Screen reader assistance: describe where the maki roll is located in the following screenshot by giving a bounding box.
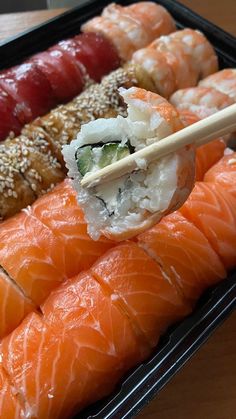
[63,87,195,241]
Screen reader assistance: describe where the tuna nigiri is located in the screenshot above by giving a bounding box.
[180,182,236,270]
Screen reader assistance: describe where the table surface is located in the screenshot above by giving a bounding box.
[0,2,235,419]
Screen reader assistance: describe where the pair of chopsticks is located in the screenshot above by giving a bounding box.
[81,103,236,188]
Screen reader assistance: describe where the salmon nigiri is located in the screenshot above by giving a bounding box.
[0,267,35,338]
[179,110,226,181]
[0,179,114,306]
[0,272,150,419]
[136,212,226,303]
[91,241,190,347]
[0,364,25,418]
[180,182,236,270]
[204,151,236,198]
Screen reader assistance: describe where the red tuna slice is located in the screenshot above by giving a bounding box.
[0,88,21,140]
[31,47,84,103]
[72,32,120,82]
[0,63,55,124]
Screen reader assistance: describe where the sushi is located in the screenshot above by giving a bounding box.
[131,29,218,98]
[0,240,190,418]
[0,65,149,221]
[0,32,120,142]
[179,110,226,180]
[63,86,195,241]
[170,86,234,119]
[82,2,176,61]
[180,181,236,270]
[204,151,236,198]
[136,211,226,303]
[0,179,114,308]
[199,68,236,101]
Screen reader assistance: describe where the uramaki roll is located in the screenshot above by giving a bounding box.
[0,65,151,221]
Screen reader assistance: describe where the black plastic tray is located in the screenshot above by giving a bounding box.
[0,1,236,418]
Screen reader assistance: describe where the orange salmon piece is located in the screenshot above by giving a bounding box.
[195,139,226,181]
[31,179,115,276]
[91,241,190,348]
[1,273,149,419]
[179,109,226,180]
[0,209,67,305]
[204,152,236,198]
[0,268,35,338]
[0,364,25,418]
[137,212,226,303]
[180,182,236,269]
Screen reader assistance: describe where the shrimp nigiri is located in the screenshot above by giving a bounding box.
[132,29,218,98]
[63,87,195,241]
[170,86,234,118]
[82,2,176,61]
[199,69,236,101]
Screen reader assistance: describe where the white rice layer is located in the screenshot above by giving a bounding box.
[63,87,193,240]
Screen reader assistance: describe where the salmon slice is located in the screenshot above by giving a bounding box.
[0,267,35,338]
[0,364,25,418]
[31,179,115,276]
[195,139,226,181]
[204,152,236,199]
[1,272,149,419]
[91,241,190,348]
[0,180,114,306]
[0,209,67,305]
[179,109,226,180]
[137,212,226,302]
[180,182,236,270]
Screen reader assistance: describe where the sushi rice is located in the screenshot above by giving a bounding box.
[63,87,195,241]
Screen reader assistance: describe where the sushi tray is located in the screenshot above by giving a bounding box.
[0,1,236,419]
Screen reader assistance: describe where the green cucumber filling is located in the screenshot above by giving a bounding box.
[76,142,131,177]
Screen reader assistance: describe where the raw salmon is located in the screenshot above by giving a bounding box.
[204,151,236,198]
[0,267,35,338]
[136,212,226,302]
[179,109,226,180]
[0,363,25,418]
[91,241,190,347]
[180,182,236,270]
[0,272,149,419]
[0,179,114,306]
[31,179,114,276]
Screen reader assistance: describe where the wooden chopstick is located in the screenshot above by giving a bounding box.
[81,103,236,188]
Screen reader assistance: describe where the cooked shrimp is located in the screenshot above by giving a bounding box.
[170,86,234,115]
[131,47,177,98]
[150,36,199,90]
[82,2,176,61]
[81,17,135,62]
[123,2,176,40]
[169,28,218,78]
[199,69,236,101]
[63,87,195,241]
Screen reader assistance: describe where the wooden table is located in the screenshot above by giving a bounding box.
[0,2,235,419]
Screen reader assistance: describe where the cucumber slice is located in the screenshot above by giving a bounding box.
[99,143,130,168]
[76,146,93,176]
[76,142,130,177]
